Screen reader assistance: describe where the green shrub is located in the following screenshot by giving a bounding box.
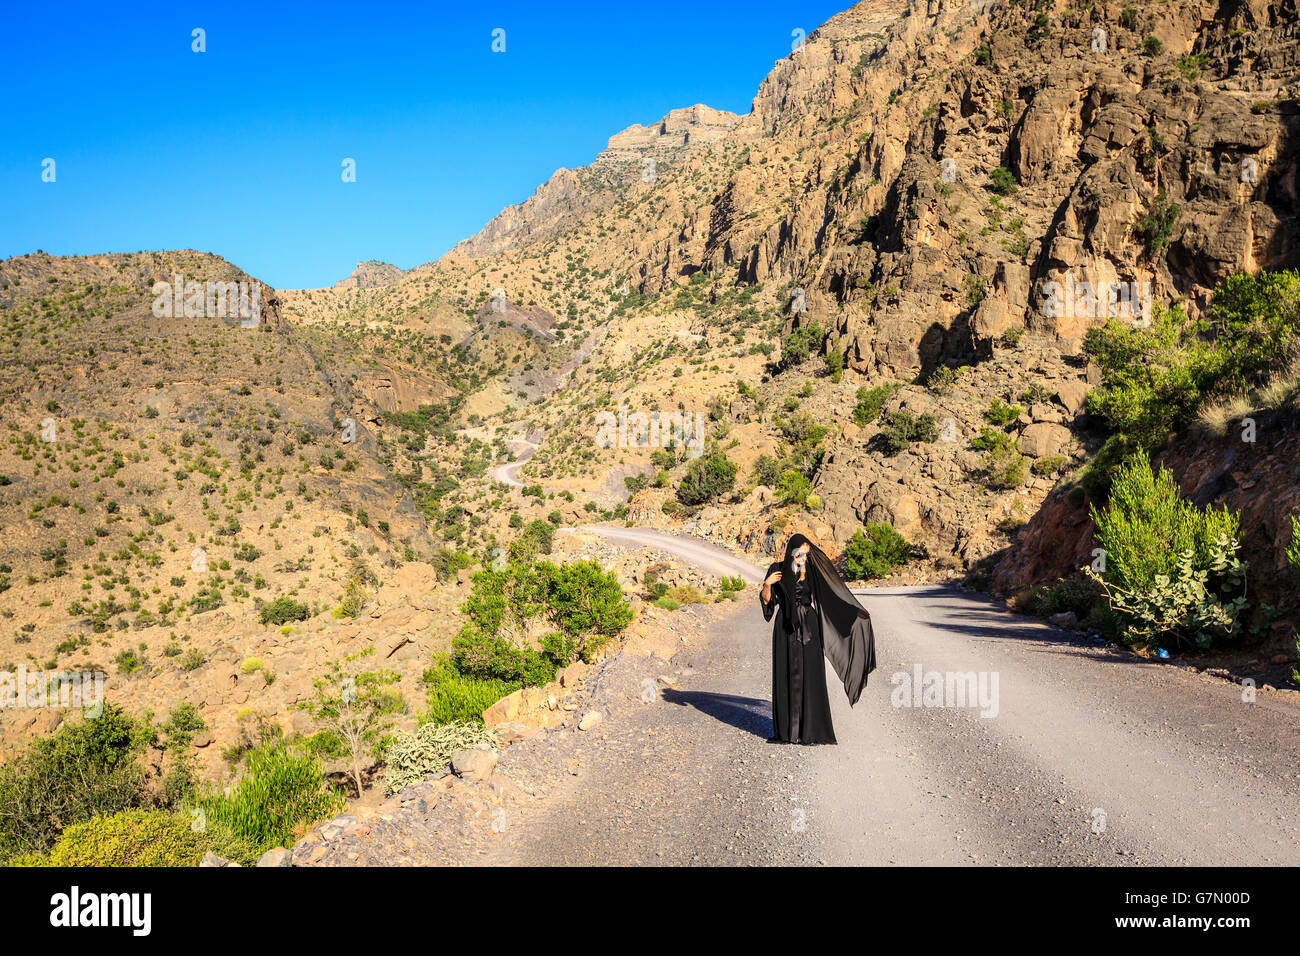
[383,721,500,795]
[844,523,912,580]
[984,399,1023,427]
[1132,189,1179,255]
[454,559,631,687]
[925,364,965,394]
[0,704,153,861]
[199,741,344,857]
[779,320,823,370]
[507,518,554,562]
[1082,271,1300,497]
[983,439,1028,489]
[259,596,309,626]
[969,428,1026,488]
[1176,52,1210,80]
[543,560,634,652]
[853,383,900,425]
[1046,573,1106,619]
[677,452,737,505]
[777,470,812,505]
[664,585,706,605]
[1032,455,1066,477]
[1086,449,1245,648]
[653,596,682,611]
[39,809,205,867]
[988,166,1019,195]
[879,411,938,455]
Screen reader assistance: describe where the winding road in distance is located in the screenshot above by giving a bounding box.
[491,437,540,489]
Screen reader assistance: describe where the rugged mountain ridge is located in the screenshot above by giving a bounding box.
[450,104,742,259]
[272,0,1300,604]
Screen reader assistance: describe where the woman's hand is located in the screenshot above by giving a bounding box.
[761,570,780,605]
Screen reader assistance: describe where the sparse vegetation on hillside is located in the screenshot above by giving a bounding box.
[1081,271,1300,499]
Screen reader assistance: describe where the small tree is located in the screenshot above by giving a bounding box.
[299,650,402,797]
[677,452,737,505]
[988,166,1019,195]
[844,524,913,580]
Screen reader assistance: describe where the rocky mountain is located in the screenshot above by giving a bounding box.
[5,0,1298,788]
[373,0,1297,585]
[334,260,406,290]
[450,104,741,258]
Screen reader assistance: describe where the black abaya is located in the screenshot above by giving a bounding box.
[764,572,837,744]
[761,534,878,745]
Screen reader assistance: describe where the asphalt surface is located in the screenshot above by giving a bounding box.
[478,528,1300,865]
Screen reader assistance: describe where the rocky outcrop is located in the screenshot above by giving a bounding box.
[450,105,741,259]
[333,260,404,289]
[627,0,1299,377]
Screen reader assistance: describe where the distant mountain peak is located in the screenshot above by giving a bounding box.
[333,260,405,289]
[448,104,741,260]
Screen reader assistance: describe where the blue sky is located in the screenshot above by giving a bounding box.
[0,0,849,289]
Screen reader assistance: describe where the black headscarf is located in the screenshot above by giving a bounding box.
[768,533,878,706]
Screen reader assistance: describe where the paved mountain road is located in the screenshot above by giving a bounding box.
[479,528,1300,866]
[491,437,539,489]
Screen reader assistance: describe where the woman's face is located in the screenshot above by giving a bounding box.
[791,543,810,573]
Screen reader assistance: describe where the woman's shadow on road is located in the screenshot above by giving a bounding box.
[660,689,771,738]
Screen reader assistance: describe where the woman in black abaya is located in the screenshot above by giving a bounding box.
[760,533,877,744]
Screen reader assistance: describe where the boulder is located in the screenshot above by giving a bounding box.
[1053,380,1090,415]
[450,746,498,781]
[1019,422,1071,458]
[495,721,540,744]
[482,688,523,727]
[256,848,293,867]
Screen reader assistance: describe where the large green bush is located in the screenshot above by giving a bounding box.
[853,383,900,425]
[0,703,153,861]
[844,523,913,580]
[451,559,632,691]
[259,596,310,626]
[36,809,206,867]
[879,411,938,456]
[676,452,737,505]
[1086,449,1245,648]
[776,470,812,505]
[778,320,823,370]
